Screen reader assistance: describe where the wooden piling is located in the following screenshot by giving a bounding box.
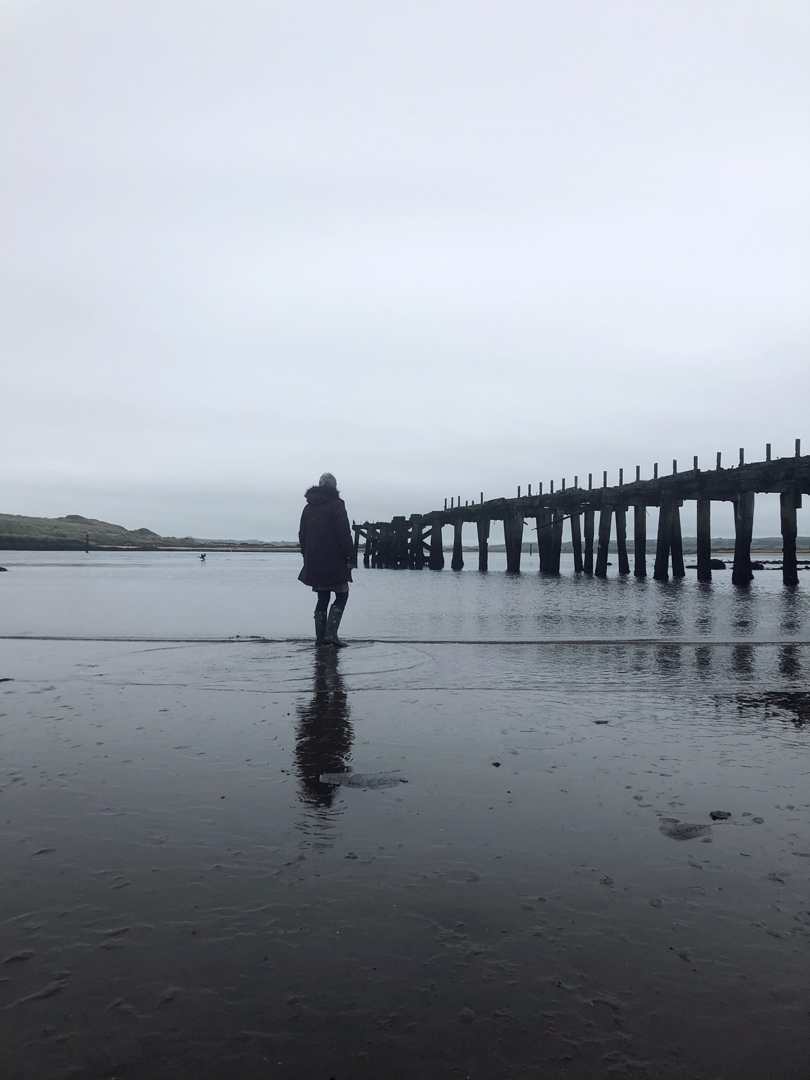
[451,519,464,571]
[653,501,673,581]
[362,524,371,568]
[536,507,552,572]
[549,510,563,574]
[732,491,755,584]
[583,509,595,575]
[428,522,444,570]
[670,503,685,578]
[696,500,711,581]
[477,517,490,572]
[595,505,613,578]
[504,513,524,572]
[615,506,630,575]
[570,512,583,573]
[409,515,425,569]
[780,488,799,585]
[633,504,646,578]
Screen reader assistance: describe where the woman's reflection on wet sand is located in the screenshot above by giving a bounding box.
[294,650,354,820]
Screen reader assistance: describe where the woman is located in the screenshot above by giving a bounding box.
[298,472,356,647]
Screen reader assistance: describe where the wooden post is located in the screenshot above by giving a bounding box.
[633,504,646,578]
[696,500,712,581]
[504,512,524,572]
[428,522,444,570]
[477,517,490,572]
[653,501,672,581]
[615,506,630,575]
[392,517,408,568]
[536,508,550,572]
[583,509,595,575]
[362,524,370,567]
[368,525,376,567]
[671,503,685,578]
[781,488,799,585]
[732,491,755,585]
[353,525,362,566]
[410,515,425,569]
[595,505,612,578]
[549,510,563,574]
[570,512,583,573]
[451,519,464,571]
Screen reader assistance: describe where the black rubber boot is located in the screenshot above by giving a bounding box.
[314,611,327,646]
[325,604,347,647]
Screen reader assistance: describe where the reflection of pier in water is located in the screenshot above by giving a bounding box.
[354,443,809,586]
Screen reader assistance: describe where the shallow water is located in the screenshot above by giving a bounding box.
[1,550,808,642]
[1,556,809,1078]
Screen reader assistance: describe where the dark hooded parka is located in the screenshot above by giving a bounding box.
[298,486,355,588]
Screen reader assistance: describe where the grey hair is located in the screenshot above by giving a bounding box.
[318,472,338,489]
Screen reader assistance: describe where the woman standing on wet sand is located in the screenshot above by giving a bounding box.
[298,473,356,647]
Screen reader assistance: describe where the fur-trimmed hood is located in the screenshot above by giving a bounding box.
[304,485,341,505]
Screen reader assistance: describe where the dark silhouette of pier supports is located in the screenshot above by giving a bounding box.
[536,508,552,572]
[633,504,646,577]
[654,500,674,581]
[504,512,524,572]
[477,517,490,571]
[361,444,807,588]
[595,505,612,577]
[583,509,595,575]
[696,500,712,582]
[615,506,630,575]
[653,499,686,581]
[451,520,464,571]
[549,510,563,574]
[732,492,755,585]
[428,522,444,570]
[409,515,426,569]
[570,512,583,573]
[671,504,685,578]
[781,488,799,585]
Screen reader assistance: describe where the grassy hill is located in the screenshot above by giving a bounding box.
[0,514,297,551]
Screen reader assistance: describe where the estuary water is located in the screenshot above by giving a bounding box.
[1,549,808,642]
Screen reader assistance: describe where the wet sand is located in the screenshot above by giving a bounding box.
[1,637,809,1079]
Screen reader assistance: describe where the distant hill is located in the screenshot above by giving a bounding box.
[0,513,298,551]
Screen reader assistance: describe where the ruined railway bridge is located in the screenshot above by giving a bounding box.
[353,441,809,587]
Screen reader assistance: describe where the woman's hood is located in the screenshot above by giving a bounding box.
[305,485,341,505]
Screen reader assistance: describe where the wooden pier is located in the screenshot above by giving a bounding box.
[353,443,809,586]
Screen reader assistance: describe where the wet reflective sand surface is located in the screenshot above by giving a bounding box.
[1,558,809,1078]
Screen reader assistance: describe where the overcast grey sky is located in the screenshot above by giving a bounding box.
[2,0,808,540]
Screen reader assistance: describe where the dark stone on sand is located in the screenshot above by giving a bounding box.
[750,561,765,571]
[0,566,7,571]
[492,761,501,767]
[710,810,732,820]
[709,558,726,569]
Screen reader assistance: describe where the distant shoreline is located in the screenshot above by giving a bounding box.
[0,543,299,553]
